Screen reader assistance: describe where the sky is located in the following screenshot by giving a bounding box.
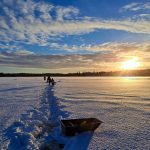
[0,0,150,73]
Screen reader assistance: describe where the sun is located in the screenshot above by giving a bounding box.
[121,57,140,70]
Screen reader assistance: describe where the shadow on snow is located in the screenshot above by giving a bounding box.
[3,85,93,150]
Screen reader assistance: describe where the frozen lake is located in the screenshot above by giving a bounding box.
[55,77,150,149]
[0,77,150,149]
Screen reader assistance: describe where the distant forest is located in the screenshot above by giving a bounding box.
[0,69,150,77]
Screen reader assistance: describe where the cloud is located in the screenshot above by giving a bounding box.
[0,50,95,69]
[0,0,80,45]
[0,42,150,71]
[0,50,34,58]
[56,6,79,21]
[86,42,150,54]
[14,50,34,55]
[131,13,150,21]
[120,2,150,12]
[0,0,150,49]
[49,42,150,53]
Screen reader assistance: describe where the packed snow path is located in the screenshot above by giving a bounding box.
[2,84,93,150]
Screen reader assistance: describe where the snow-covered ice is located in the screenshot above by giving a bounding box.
[0,77,46,149]
[0,77,150,149]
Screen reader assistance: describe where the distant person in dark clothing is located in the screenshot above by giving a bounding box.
[51,78,55,86]
[47,76,49,83]
[47,76,52,85]
[44,76,46,81]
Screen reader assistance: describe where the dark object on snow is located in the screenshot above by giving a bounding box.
[51,78,55,86]
[44,76,46,81]
[60,118,103,136]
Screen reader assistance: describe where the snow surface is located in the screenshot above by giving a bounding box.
[0,77,150,150]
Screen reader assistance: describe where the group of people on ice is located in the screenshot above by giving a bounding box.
[44,76,55,85]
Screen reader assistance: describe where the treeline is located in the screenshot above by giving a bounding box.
[0,69,150,77]
[67,69,150,76]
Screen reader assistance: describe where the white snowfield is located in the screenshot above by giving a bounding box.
[0,77,150,150]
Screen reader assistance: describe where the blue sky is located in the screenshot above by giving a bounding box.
[0,0,150,73]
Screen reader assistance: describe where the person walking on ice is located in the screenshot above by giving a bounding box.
[47,76,52,85]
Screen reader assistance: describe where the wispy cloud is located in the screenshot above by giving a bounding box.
[0,42,150,71]
[0,0,150,49]
[56,6,79,21]
[49,42,150,53]
[14,50,34,56]
[120,2,150,12]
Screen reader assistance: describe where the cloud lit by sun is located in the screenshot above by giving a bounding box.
[121,57,140,70]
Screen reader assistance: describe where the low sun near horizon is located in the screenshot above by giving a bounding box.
[121,57,140,70]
